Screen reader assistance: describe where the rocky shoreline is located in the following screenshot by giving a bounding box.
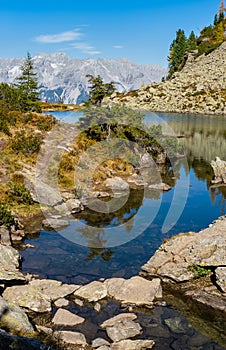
[0,215,226,349]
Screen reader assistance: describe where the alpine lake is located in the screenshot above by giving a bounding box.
[20,111,226,349]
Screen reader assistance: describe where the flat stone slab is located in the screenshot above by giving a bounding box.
[3,279,79,313]
[29,279,79,300]
[74,281,108,302]
[111,339,155,350]
[52,308,85,326]
[101,313,142,343]
[3,285,52,313]
[105,319,142,342]
[54,331,87,345]
[101,313,137,328]
[104,276,162,306]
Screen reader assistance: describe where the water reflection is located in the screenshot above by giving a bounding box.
[21,112,226,275]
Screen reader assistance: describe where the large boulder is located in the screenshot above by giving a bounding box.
[0,297,35,337]
[141,216,226,283]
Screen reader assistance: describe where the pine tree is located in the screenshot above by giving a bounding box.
[17,52,40,102]
[187,31,197,50]
[167,29,187,78]
[85,74,115,106]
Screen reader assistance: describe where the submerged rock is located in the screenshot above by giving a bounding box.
[101,313,142,342]
[52,308,85,326]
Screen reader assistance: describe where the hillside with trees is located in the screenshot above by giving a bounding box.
[167,11,226,78]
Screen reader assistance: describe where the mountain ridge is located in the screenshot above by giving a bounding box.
[0,53,167,104]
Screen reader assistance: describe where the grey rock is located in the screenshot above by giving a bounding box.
[54,298,69,307]
[74,281,108,302]
[92,338,111,348]
[29,279,80,300]
[0,296,8,316]
[36,325,53,335]
[2,279,78,313]
[52,308,85,326]
[215,267,226,293]
[104,276,162,307]
[0,226,11,245]
[101,313,137,328]
[211,157,226,184]
[105,177,129,191]
[101,313,142,343]
[0,244,25,283]
[65,198,84,213]
[54,330,87,345]
[3,284,52,313]
[141,216,226,283]
[0,300,35,336]
[111,339,155,350]
[164,317,187,334]
[105,319,142,342]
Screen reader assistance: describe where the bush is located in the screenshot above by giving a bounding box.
[0,203,14,227]
[12,130,42,156]
[8,183,34,205]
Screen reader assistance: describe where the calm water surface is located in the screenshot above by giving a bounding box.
[22,111,226,349]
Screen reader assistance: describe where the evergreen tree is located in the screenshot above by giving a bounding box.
[17,52,40,102]
[167,29,187,78]
[85,74,115,106]
[187,31,197,50]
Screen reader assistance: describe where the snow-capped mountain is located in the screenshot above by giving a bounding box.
[0,52,167,104]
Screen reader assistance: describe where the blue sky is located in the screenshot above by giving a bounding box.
[1,0,220,67]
